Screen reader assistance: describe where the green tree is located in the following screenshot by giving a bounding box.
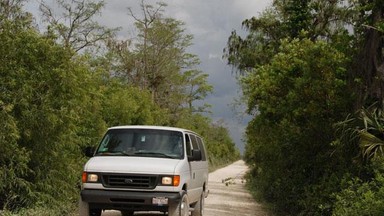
[224,0,352,73]
[0,0,33,28]
[240,38,350,214]
[349,0,384,108]
[223,0,384,214]
[0,7,104,211]
[109,0,212,123]
[40,0,117,53]
[182,70,213,113]
[101,79,168,127]
[0,0,38,210]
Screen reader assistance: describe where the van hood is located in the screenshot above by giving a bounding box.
[84,156,182,174]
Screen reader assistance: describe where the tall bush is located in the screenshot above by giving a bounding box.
[243,39,351,214]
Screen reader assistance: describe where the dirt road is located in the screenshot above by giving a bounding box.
[204,160,268,216]
[102,160,268,216]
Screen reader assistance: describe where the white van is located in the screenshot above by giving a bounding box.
[79,125,209,216]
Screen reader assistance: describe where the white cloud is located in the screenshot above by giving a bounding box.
[208,53,220,59]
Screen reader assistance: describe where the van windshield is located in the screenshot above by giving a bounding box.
[95,129,184,159]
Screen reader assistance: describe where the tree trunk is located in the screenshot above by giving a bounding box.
[354,2,384,108]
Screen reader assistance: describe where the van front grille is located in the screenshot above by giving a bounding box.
[102,174,158,189]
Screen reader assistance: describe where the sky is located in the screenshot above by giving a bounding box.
[25,0,271,153]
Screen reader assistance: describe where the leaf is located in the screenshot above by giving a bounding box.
[359,131,384,159]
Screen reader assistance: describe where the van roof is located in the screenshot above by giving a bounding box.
[108,125,199,136]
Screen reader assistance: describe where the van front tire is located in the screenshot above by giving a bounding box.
[168,192,189,216]
[121,210,134,216]
[90,208,102,216]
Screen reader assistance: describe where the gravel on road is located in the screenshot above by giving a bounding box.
[204,160,268,216]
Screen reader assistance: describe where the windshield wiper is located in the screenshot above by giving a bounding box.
[133,151,175,159]
[95,151,133,156]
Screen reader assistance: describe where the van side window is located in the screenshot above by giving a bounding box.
[196,136,207,161]
[190,134,205,161]
[185,134,192,156]
[189,134,199,150]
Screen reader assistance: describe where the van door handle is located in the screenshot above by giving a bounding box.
[193,173,195,179]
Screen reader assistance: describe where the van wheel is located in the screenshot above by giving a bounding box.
[89,208,101,216]
[121,210,134,216]
[191,192,204,216]
[168,192,189,216]
[79,199,101,216]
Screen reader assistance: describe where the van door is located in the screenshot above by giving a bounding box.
[192,135,208,192]
[187,133,207,203]
[184,133,198,203]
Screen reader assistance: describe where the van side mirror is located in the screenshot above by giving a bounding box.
[188,149,202,161]
[84,146,96,157]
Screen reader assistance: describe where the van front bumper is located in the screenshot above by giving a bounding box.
[81,189,182,211]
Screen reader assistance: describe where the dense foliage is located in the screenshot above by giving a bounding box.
[225,0,384,215]
[0,0,240,214]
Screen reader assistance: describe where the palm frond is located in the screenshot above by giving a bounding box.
[359,131,384,159]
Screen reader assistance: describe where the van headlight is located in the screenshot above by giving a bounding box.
[160,175,180,186]
[82,172,100,183]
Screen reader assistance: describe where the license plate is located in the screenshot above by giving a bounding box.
[152,197,168,206]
